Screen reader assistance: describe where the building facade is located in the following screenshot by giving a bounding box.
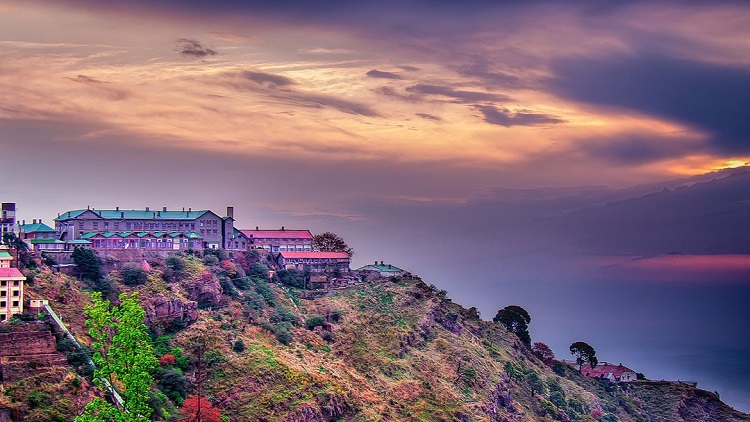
[277,251,350,273]
[0,245,25,322]
[241,227,313,252]
[18,220,62,252]
[356,261,406,279]
[55,206,237,250]
[581,363,637,383]
[1,203,16,235]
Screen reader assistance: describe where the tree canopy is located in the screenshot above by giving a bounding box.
[569,341,598,371]
[76,292,158,422]
[532,342,555,365]
[72,246,103,283]
[312,232,354,257]
[493,305,531,346]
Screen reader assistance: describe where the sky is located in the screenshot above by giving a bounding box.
[1,0,750,413]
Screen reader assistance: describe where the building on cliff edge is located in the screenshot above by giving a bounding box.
[0,244,25,322]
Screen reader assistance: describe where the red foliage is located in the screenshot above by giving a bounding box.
[180,395,221,422]
[233,253,249,272]
[220,259,237,277]
[159,354,176,366]
[532,342,555,365]
[591,408,603,420]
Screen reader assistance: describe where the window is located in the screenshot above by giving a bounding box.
[12,301,18,307]
[0,281,5,287]
[0,314,5,321]
[78,221,84,229]
[12,290,19,297]
[114,222,119,229]
[93,222,98,229]
[0,291,5,297]
[104,222,109,229]
[13,281,19,286]
[0,301,5,307]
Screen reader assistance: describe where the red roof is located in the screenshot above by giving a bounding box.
[240,229,313,240]
[581,363,635,379]
[279,251,349,259]
[0,267,25,279]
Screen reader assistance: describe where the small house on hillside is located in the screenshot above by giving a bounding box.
[356,261,406,280]
[581,362,637,383]
[276,251,350,273]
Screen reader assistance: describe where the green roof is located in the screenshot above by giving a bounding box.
[0,251,12,258]
[185,232,202,239]
[30,238,65,244]
[56,208,212,221]
[152,232,166,237]
[67,239,92,244]
[168,232,181,238]
[18,222,55,233]
[80,232,98,239]
[101,232,119,238]
[119,231,133,237]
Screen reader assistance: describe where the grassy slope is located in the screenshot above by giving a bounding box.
[12,257,750,422]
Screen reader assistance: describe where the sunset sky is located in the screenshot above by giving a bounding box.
[2,0,750,412]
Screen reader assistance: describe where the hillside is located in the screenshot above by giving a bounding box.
[3,253,749,421]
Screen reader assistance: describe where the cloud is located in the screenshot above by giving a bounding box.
[366,69,402,80]
[474,105,564,127]
[416,113,441,121]
[577,133,706,164]
[457,60,523,89]
[406,84,509,103]
[227,72,378,117]
[175,38,217,57]
[243,71,296,88]
[66,75,103,83]
[548,54,750,153]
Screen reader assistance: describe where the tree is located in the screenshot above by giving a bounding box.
[2,232,30,266]
[569,341,598,371]
[493,305,531,346]
[532,342,555,365]
[76,292,159,422]
[180,395,221,422]
[312,231,354,257]
[72,246,103,284]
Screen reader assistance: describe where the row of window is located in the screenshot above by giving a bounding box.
[0,280,21,287]
[0,300,20,308]
[0,290,21,297]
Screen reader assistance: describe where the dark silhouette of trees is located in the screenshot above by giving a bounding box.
[312,232,353,257]
[569,341,598,371]
[71,246,103,283]
[493,305,531,346]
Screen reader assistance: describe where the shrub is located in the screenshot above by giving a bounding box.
[120,263,148,286]
[233,340,245,353]
[305,315,327,330]
[203,254,219,266]
[276,326,293,345]
[156,368,188,403]
[159,354,176,366]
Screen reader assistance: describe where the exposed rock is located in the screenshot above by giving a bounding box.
[143,294,198,327]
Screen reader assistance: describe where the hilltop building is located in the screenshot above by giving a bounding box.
[1,203,16,235]
[276,251,350,273]
[581,362,637,383]
[18,220,64,252]
[55,206,238,250]
[0,245,25,322]
[241,227,313,252]
[356,261,406,279]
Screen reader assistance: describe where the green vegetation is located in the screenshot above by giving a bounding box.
[570,341,598,370]
[76,292,159,421]
[493,305,532,347]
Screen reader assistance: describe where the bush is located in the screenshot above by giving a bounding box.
[305,315,327,330]
[155,369,188,403]
[120,263,148,286]
[277,269,307,289]
[203,254,219,266]
[233,340,245,353]
[165,256,188,282]
[276,326,293,345]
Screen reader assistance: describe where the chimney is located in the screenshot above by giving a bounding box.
[116,206,119,211]
[281,226,285,230]
[256,226,259,230]
[182,207,185,212]
[22,220,25,225]
[40,219,42,224]
[33,219,37,224]
[163,206,167,212]
[188,207,191,212]
[226,206,234,219]
[381,260,384,265]
[157,211,161,217]
[87,205,90,210]
[374,261,377,265]
[145,207,150,211]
